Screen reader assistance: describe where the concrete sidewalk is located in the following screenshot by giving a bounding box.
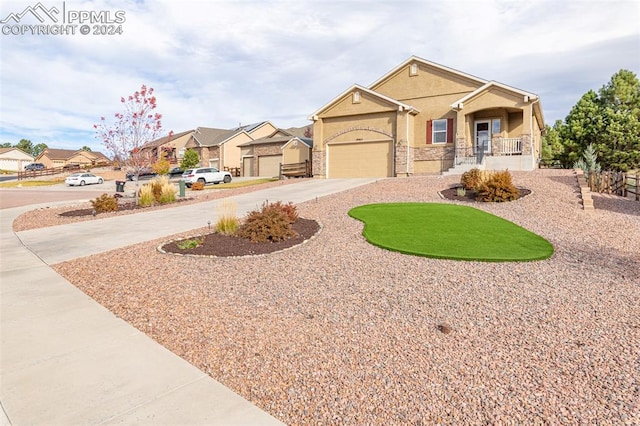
[1,178,376,425]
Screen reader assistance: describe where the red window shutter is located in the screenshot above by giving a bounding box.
[426,120,432,144]
[447,118,454,143]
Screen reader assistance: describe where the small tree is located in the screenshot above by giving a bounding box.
[574,143,601,179]
[94,84,172,203]
[152,152,171,175]
[180,148,199,169]
[32,143,48,157]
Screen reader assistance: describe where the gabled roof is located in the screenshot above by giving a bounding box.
[281,126,312,138]
[191,127,251,147]
[308,84,420,120]
[369,55,488,90]
[450,81,539,109]
[0,147,33,158]
[281,137,312,150]
[238,134,313,148]
[234,121,271,134]
[36,148,109,162]
[39,148,80,160]
[142,129,195,149]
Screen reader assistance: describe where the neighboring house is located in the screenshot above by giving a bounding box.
[35,149,110,169]
[184,121,278,170]
[0,148,34,171]
[139,130,195,164]
[238,127,313,177]
[308,56,545,178]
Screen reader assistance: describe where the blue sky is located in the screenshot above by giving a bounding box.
[0,0,639,154]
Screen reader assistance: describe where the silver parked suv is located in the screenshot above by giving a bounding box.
[181,167,232,187]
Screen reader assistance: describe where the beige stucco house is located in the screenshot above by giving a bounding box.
[35,149,110,169]
[239,127,313,177]
[139,130,195,164]
[0,148,34,171]
[309,56,545,178]
[184,121,277,171]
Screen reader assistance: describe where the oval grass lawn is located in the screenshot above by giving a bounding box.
[348,203,554,262]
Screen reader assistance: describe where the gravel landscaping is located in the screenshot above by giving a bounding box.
[40,169,640,424]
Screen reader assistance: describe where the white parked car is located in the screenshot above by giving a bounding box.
[182,167,232,187]
[65,173,104,186]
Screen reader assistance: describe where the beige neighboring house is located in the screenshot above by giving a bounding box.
[184,121,277,170]
[35,148,110,169]
[238,127,313,177]
[309,55,545,178]
[139,130,195,164]
[0,148,34,171]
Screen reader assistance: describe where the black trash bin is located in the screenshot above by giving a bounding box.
[115,180,126,192]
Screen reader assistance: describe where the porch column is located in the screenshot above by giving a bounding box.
[455,109,466,163]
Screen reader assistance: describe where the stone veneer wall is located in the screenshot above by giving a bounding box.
[312,150,325,178]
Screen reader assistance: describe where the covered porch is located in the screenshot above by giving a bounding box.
[448,82,544,172]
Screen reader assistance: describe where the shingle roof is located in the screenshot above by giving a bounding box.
[38,148,110,161]
[141,129,194,149]
[238,135,313,148]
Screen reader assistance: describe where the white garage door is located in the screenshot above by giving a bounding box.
[328,141,393,178]
[258,155,281,177]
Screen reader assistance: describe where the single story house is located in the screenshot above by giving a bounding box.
[139,130,195,164]
[0,148,34,171]
[184,121,278,171]
[238,127,313,177]
[308,56,545,178]
[35,149,110,169]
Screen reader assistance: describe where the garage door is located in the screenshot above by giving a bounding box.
[258,155,281,177]
[328,141,393,178]
[243,157,254,177]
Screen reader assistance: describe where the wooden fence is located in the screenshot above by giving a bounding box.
[280,160,311,179]
[588,171,639,201]
[17,163,110,180]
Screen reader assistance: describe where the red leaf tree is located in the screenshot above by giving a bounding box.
[94,85,172,199]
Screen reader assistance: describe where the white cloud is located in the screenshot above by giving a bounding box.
[0,0,638,151]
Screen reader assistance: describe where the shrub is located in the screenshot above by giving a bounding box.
[138,184,155,207]
[152,176,176,204]
[264,201,298,223]
[191,181,205,191]
[236,201,298,243]
[461,168,482,190]
[215,201,239,235]
[177,237,203,250]
[476,170,520,202]
[152,157,171,175]
[456,187,466,197]
[90,193,118,213]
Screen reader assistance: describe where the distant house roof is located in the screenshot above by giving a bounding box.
[238,133,313,148]
[141,129,195,149]
[234,121,270,133]
[37,148,110,162]
[40,148,79,160]
[191,126,251,147]
[0,147,34,159]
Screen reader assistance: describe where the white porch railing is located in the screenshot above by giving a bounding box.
[499,138,522,155]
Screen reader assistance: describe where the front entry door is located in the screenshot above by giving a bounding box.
[474,121,491,153]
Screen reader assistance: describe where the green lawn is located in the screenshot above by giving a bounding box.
[0,179,64,188]
[348,203,554,262]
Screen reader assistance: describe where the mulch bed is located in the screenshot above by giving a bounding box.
[58,197,194,217]
[160,218,321,257]
[440,186,531,202]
